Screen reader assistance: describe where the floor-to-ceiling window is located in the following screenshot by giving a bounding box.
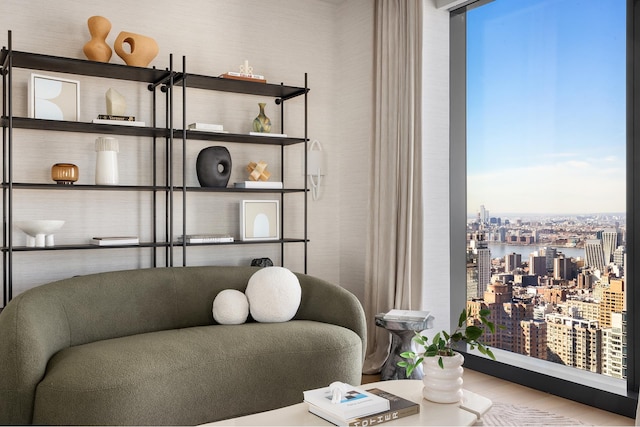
[450,0,638,416]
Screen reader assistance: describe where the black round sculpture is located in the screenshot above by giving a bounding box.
[196,146,232,187]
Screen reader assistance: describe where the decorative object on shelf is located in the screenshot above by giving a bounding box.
[105,88,126,116]
[95,136,119,185]
[114,31,158,67]
[399,308,498,404]
[234,181,282,189]
[28,73,80,121]
[90,236,139,246]
[14,220,65,247]
[83,16,112,62]
[220,59,267,83]
[51,163,79,185]
[196,146,232,188]
[246,160,271,181]
[252,102,272,133]
[250,257,273,267]
[240,200,280,241]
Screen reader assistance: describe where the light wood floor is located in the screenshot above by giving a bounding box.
[362,369,634,426]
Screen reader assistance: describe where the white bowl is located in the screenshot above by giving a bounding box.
[15,220,65,247]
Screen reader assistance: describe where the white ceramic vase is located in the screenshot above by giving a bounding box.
[421,352,464,403]
[95,136,119,185]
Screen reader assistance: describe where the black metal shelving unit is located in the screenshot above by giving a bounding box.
[173,58,309,271]
[0,31,174,303]
[1,31,310,304]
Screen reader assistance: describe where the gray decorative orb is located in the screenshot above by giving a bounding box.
[196,146,232,187]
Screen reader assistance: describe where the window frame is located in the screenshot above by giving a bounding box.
[448,0,639,417]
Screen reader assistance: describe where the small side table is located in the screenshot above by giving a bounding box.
[375,312,434,380]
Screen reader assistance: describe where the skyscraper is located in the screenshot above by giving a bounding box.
[505,252,521,273]
[602,228,618,264]
[585,239,606,272]
[469,232,491,296]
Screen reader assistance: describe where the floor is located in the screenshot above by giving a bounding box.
[362,369,634,426]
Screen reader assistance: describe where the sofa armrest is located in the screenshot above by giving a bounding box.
[0,290,71,425]
[293,273,367,361]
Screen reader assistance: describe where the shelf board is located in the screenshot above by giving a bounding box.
[2,117,170,137]
[175,238,309,247]
[177,73,308,100]
[6,183,168,191]
[4,242,170,252]
[176,186,306,193]
[1,49,171,84]
[177,129,306,146]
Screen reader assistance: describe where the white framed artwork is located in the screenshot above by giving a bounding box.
[240,200,280,241]
[28,73,80,121]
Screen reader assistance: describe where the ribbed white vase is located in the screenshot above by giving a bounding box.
[95,136,119,185]
[421,352,464,403]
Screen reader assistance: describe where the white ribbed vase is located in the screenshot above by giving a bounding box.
[421,352,464,403]
[95,137,119,185]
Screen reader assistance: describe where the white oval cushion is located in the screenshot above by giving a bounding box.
[245,267,301,322]
[212,289,249,325]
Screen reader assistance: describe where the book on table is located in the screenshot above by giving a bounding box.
[303,383,389,422]
[307,387,419,427]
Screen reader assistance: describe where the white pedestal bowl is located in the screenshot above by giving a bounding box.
[15,220,65,247]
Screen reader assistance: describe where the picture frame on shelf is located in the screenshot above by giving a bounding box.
[240,200,280,241]
[28,73,80,121]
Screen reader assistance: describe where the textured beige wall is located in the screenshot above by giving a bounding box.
[0,0,375,301]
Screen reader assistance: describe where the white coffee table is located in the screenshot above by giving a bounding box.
[205,380,491,426]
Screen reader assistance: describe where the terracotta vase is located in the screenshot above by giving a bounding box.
[421,352,464,403]
[252,102,272,133]
[83,16,112,62]
[114,31,159,67]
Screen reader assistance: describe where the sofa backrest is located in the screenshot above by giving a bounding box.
[0,265,366,425]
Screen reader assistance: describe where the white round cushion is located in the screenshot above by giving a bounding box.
[245,267,302,322]
[212,289,249,325]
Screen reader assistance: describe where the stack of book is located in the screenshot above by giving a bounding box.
[304,384,419,426]
[187,122,229,133]
[383,309,432,322]
[90,236,139,246]
[92,114,145,127]
[178,234,234,244]
[234,181,283,189]
[220,71,266,83]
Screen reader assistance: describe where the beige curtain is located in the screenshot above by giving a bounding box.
[362,0,424,374]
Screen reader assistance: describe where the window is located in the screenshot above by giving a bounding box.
[450,0,638,416]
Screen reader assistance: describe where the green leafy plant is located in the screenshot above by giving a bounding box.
[398,308,498,377]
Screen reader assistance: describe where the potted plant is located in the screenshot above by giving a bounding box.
[398,307,498,403]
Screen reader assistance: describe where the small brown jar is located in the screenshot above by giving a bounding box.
[51,163,79,185]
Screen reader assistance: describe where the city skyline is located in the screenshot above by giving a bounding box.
[466,0,626,215]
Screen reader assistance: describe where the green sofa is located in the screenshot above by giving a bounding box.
[0,266,366,425]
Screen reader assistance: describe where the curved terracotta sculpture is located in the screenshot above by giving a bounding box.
[83,16,112,62]
[114,31,159,67]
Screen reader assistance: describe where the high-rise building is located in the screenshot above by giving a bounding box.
[540,247,556,273]
[529,254,547,277]
[553,255,575,280]
[599,279,625,329]
[469,232,491,296]
[601,312,626,379]
[613,245,626,268]
[505,252,521,273]
[545,313,601,373]
[602,228,618,264]
[518,320,547,359]
[585,239,606,272]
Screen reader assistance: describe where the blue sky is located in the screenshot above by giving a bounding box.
[466,0,626,215]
